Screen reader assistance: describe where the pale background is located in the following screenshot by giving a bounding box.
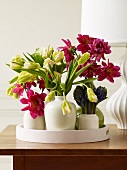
[0,0,124,169]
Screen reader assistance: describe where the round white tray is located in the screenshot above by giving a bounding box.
[16,124,110,143]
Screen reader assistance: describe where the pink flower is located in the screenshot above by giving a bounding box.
[25,82,36,89]
[12,84,24,97]
[79,60,101,78]
[88,39,111,62]
[37,78,45,89]
[20,89,47,119]
[77,34,94,54]
[98,60,121,83]
[58,39,76,63]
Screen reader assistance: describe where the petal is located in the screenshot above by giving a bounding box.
[21,106,29,111]
[20,98,28,104]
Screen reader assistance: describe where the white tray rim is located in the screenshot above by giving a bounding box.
[16,124,110,143]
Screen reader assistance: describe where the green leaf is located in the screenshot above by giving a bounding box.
[6,64,10,67]
[21,68,46,79]
[73,63,92,80]
[65,61,73,85]
[72,78,97,85]
[23,53,33,61]
[9,76,19,84]
[60,83,65,92]
[70,58,78,77]
[32,53,44,67]
[48,64,55,79]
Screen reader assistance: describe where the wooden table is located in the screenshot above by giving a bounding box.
[0,125,127,170]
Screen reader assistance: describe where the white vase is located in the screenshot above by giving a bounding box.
[23,111,45,130]
[106,47,127,129]
[44,96,76,130]
[78,114,99,130]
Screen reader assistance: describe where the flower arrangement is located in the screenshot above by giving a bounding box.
[6,34,120,129]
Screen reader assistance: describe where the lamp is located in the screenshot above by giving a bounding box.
[81,0,127,129]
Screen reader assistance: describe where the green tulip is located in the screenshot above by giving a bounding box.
[87,88,98,102]
[6,85,15,96]
[45,91,55,102]
[10,55,25,69]
[24,61,40,70]
[17,71,36,84]
[62,100,72,115]
[78,52,90,65]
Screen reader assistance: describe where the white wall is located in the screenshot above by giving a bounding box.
[0,0,81,169]
[0,0,82,130]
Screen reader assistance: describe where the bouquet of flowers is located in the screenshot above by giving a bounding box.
[6,34,120,130]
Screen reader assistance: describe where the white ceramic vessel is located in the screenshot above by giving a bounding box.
[23,111,45,130]
[44,96,76,130]
[106,48,127,129]
[78,114,99,130]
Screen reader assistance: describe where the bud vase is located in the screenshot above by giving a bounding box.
[23,111,45,130]
[78,114,99,130]
[44,96,76,130]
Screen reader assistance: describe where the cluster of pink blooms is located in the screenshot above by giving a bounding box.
[13,79,46,118]
[59,34,120,83]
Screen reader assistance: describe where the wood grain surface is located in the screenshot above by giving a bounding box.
[0,125,127,170]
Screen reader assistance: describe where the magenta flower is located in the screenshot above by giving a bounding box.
[79,60,101,78]
[58,39,76,63]
[12,84,24,97]
[20,89,47,119]
[98,60,121,83]
[77,34,94,54]
[25,82,36,89]
[88,39,111,62]
[37,78,45,89]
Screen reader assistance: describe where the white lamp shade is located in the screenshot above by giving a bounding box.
[81,0,127,42]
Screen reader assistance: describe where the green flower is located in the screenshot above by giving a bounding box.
[62,100,72,115]
[17,71,36,84]
[42,47,54,58]
[53,51,64,63]
[45,91,55,102]
[10,55,25,69]
[43,58,55,70]
[6,85,15,96]
[87,87,98,102]
[24,61,40,70]
[78,52,90,65]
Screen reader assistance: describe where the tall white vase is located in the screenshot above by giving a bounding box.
[44,96,76,130]
[106,47,127,129]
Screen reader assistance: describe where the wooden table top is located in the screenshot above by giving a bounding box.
[0,125,127,156]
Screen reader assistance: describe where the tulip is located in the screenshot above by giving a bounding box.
[10,55,25,69]
[24,61,40,70]
[78,52,90,65]
[6,85,15,96]
[87,88,98,102]
[53,51,64,63]
[17,71,36,84]
[62,100,72,115]
[43,58,55,70]
[45,91,55,102]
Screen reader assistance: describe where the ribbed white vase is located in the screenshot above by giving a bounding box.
[106,48,127,129]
